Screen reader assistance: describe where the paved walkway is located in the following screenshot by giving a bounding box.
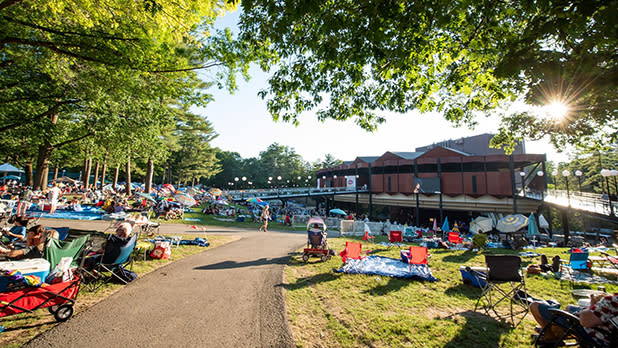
[24,219,305,348]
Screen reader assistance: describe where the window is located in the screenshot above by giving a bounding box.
[472,175,477,193]
[387,176,392,192]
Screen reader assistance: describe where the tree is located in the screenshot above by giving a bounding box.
[239,0,618,152]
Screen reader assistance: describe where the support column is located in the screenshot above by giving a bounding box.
[368,164,373,220]
[561,208,570,246]
[414,159,420,227]
[438,159,443,226]
[510,155,517,213]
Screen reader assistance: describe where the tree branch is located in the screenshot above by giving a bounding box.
[0,100,77,132]
[150,61,224,73]
[0,0,23,11]
[52,131,94,149]
[3,16,140,42]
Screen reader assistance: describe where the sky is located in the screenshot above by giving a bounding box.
[193,10,572,165]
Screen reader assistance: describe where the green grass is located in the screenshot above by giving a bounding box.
[0,233,239,348]
[284,236,618,348]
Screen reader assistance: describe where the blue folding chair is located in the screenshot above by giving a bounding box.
[79,233,137,291]
[561,251,590,285]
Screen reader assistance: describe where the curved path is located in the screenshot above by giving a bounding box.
[25,219,305,348]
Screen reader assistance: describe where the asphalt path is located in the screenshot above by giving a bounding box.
[24,219,306,348]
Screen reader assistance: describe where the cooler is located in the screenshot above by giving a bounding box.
[459,266,487,288]
[0,258,50,292]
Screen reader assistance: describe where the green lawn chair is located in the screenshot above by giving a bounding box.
[44,235,90,271]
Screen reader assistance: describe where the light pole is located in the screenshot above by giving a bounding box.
[322,175,326,188]
[575,170,583,193]
[601,169,614,215]
[537,170,545,201]
[242,176,247,189]
[333,175,337,187]
[611,169,618,198]
[519,171,526,197]
[562,170,571,207]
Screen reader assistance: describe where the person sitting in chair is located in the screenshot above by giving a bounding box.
[531,293,618,346]
[0,225,58,259]
[1,216,29,246]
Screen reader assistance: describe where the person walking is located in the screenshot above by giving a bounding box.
[258,205,270,232]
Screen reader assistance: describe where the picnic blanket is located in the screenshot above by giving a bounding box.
[335,256,437,281]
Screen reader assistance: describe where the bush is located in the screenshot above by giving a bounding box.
[472,233,487,249]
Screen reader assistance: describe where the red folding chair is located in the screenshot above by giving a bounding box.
[362,230,375,243]
[389,230,403,243]
[407,246,428,265]
[448,232,463,244]
[339,242,364,263]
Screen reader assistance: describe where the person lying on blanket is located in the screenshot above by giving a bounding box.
[0,225,58,259]
[530,293,618,346]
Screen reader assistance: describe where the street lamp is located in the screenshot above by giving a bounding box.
[537,171,545,201]
[242,176,247,189]
[575,170,583,193]
[562,169,570,207]
[601,169,614,215]
[611,170,618,198]
[519,171,526,196]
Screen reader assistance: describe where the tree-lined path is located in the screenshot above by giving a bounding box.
[25,221,304,348]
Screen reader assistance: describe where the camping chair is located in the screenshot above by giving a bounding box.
[448,232,463,244]
[45,227,70,241]
[388,231,403,248]
[534,307,618,348]
[339,242,365,263]
[79,233,137,291]
[362,230,375,243]
[599,251,618,271]
[473,255,528,325]
[44,235,90,271]
[560,251,590,285]
[402,246,428,273]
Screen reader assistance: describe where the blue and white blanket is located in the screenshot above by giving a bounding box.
[335,256,437,281]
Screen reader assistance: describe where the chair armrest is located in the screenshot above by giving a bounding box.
[548,308,581,326]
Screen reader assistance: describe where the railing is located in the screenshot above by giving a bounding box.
[532,189,617,217]
[229,186,360,200]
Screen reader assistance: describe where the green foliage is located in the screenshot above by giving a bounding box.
[472,233,487,249]
[239,0,618,152]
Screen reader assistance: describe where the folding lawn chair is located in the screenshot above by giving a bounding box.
[560,251,590,285]
[534,307,618,348]
[448,232,463,244]
[473,255,528,325]
[362,230,375,243]
[79,233,137,291]
[599,251,618,271]
[339,242,365,263]
[403,246,428,273]
[388,230,403,248]
[44,235,90,271]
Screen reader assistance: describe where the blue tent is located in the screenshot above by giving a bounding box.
[0,163,24,173]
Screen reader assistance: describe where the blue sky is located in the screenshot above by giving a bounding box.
[194,10,571,164]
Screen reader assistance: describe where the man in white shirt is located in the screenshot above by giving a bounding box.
[47,183,62,214]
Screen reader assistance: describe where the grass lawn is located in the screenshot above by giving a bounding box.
[0,233,239,348]
[284,235,618,348]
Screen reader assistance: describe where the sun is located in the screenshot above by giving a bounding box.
[544,100,569,120]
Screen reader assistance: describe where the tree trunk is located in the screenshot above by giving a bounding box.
[84,157,92,190]
[34,143,53,189]
[100,157,107,190]
[81,156,87,182]
[126,146,132,196]
[24,161,33,187]
[112,165,119,190]
[53,165,58,181]
[145,158,154,194]
[93,161,100,189]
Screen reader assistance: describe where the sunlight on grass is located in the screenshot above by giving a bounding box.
[284,237,618,348]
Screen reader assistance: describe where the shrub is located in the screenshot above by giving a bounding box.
[472,233,487,249]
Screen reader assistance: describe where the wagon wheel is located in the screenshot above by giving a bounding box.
[54,304,74,322]
[47,305,59,314]
[321,254,328,262]
[302,254,309,262]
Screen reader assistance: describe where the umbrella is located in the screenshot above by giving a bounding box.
[329,208,346,215]
[496,214,528,233]
[213,199,228,205]
[470,216,493,233]
[441,217,449,232]
[208,188,222,196]
[174,193,196,207]
[528,213,540,252]
[136,192,156,202]
[0,163,24,173]
[53,176,76,184]
[432,218,437,231]
[538,214,550,230]
[246,197,264,204]
[163,183,175,192]
[186,187,199,196]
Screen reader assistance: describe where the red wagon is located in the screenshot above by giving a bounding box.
[0,275,81,322]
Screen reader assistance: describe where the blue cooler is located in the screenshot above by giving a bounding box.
[0,258,50,292]
[459,266,487,288]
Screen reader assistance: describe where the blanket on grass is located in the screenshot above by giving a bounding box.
[335,255,437,281]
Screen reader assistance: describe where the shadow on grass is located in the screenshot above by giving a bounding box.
[193,254,292,270]
[441,310,514,348]
[442,250,481,263]
[2,320,55,332]
[362,276,410,296]
[278,272,341,291]
[444,283,482,300]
